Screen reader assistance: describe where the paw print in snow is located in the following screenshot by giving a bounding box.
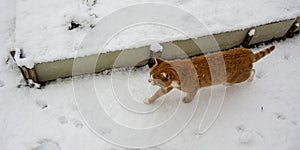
[236,125,263,145]
[0,80,5,87]
[235,125,246,132]
[291,120,298,126]
[32,139,61,150]
[71,118,84,128]
[58,116,68,124]
[238,130,256,144]
[255,71,266,79]
[274,112,286,120]
[283,54,291,60]
[82,0,97,6]
[36,101,48,110]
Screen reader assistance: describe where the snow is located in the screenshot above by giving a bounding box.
[14,0,300,65]
[1,30,300,149]
[0,0,15,59]
[14,49,35,69]
[248,29,256,36]
[150,42,163,52]
[1,0,300,149]
[296,22,300,27]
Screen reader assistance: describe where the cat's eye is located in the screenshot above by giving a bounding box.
[160,73,169,81]
[161,72,169,79]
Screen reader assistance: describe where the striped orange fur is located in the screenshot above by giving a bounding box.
[144,46,275,104]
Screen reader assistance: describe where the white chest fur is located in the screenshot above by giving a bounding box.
[171,81,180,88]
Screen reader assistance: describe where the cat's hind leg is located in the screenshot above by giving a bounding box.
[225,69,254,85]
[247,69,256,82]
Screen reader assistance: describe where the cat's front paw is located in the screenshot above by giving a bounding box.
[182,97,193,103]
[144,98,153,104]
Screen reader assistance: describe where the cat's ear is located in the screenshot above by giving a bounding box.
[154,57,164,64]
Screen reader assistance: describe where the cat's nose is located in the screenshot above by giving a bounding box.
[148,79,151,83]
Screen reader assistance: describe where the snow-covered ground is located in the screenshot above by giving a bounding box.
[1,0,300,149]
[1,34,300,149]
[15,0,300,64]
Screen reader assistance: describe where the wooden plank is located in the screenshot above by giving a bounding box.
[160,29,249,60]
[242,29,255,47]
[295,17,300,32]
[160,40,198,60]
[112,46,150,68]
[35,47,150,83]
[285,18,300,38]
[10,51,39,83]
[214,29,250,50]
[13,17,299,83]
[248,19,295,45]
[159,36,219,60]
[20,67,38,83]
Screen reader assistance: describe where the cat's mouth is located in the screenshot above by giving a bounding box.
[148,79,155,85]
[148,78,160,86]
[148,79,170,88]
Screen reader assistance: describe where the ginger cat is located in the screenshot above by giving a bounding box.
[144,46,275,104]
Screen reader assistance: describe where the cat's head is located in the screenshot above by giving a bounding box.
[148,57,178,88]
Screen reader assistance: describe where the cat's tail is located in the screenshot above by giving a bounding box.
[253,46,275,62]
